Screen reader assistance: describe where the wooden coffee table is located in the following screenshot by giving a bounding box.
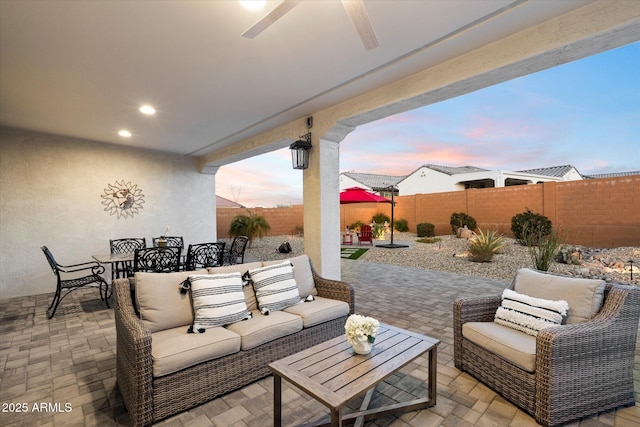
[269,323,439,426]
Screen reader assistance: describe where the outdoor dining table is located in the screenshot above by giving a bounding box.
[92,252,134,265]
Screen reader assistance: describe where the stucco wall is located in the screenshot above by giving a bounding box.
[0,128,217,299]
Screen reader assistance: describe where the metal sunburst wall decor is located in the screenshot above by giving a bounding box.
[101,180,145,219]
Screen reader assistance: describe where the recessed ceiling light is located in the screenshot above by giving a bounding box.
[118,130,132,138]
[240,1,266,11]
[139,105,156,115]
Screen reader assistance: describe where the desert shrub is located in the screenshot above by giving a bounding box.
[348,220,365,232]
[416,222,435,237]
[416,237,441,244]
[523,225,563,271]
[372,223,386,239]
[229,211,270,245]
[450,212,477,234]
[468,229,505,262]
[372,212,390,224]
[511,208,552,245]
[394,218,409,232]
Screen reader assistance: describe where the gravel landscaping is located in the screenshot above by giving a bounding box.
[238,233,639,286]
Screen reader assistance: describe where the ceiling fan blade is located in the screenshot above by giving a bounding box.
[241,0,301,39]
[341,0,378,50]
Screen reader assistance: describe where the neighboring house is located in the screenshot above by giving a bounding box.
[216,195,244,208]
[584,171,640,179]
[339,172,405,197]
[340,164,585,196]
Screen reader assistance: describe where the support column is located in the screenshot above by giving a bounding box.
[303,136,341,280]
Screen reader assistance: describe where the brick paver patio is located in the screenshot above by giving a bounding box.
[1,259,638,426]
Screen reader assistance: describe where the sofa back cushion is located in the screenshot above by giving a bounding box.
[249,261,301,312]
[208,262,262,311]
[262,254,317,298]
[188,273,252,331]
[511,268,605,324]
[135,269,207,333]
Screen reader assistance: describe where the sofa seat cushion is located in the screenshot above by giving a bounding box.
[151,326,241,377]
[462,321,537,373]
[283,296,349,328]
[512,268,605,324]
[226,310,302,350]
[135,269,207,333]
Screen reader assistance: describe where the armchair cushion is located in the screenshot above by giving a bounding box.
[494,289,568,336]
[463,322,537,372]
[511,268,605,324]
[135,269,207,333]
[188,273,252,332]
[248,261,301,312]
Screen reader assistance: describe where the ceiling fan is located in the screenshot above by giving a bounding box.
[242,0,378,51]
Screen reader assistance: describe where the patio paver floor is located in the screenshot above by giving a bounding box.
[0,259,638,426]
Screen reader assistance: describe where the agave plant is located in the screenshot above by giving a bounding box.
[468,229,505,262]
[228,211,271,246]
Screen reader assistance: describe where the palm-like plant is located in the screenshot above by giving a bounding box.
[468,229,505,262]
[228,211,271,246]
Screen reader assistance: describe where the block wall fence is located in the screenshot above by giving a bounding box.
[217,176,639,248]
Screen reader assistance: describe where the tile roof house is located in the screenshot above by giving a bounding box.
[340,164,585,196]
[340,172,405,196]
[584,171,640,179]
[216,195,244,208]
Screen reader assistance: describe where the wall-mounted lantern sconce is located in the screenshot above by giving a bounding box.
[290,117,313,170]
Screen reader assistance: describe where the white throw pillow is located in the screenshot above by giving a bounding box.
[494,289,569,337]
[248,261,301,313]
[188,272,252,333]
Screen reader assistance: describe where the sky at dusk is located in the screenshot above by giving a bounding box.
[216,42,639,208]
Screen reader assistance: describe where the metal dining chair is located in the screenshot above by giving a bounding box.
[223,236,249,265]
[184,242,226,270]
[152,236,184,249]
[41,246,109,319]
[133,247,182,273]
[110,238,146,280]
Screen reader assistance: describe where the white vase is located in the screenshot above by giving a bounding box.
[352,340,372,355]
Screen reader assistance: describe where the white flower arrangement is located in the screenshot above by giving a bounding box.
[344,314,380,346]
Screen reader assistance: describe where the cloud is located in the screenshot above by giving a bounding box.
[216,44,639,206]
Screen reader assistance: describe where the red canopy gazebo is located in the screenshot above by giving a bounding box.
[339,187,407,248]
[339,187,392,204]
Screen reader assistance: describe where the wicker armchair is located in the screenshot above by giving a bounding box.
[454,277,640,426]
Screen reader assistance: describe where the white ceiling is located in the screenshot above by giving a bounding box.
[0,0,597,157]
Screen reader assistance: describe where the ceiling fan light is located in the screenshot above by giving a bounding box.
[139,105,156,115]
[240,1,266,11]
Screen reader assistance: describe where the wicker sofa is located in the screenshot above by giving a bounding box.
[113,255,354,427]
[454,268,640,426]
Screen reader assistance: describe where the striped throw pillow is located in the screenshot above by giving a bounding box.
[249,262,300,312]
[188,273,251,332]
[494,289,569,337]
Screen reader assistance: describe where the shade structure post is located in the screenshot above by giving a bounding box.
[376,185,408,249]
